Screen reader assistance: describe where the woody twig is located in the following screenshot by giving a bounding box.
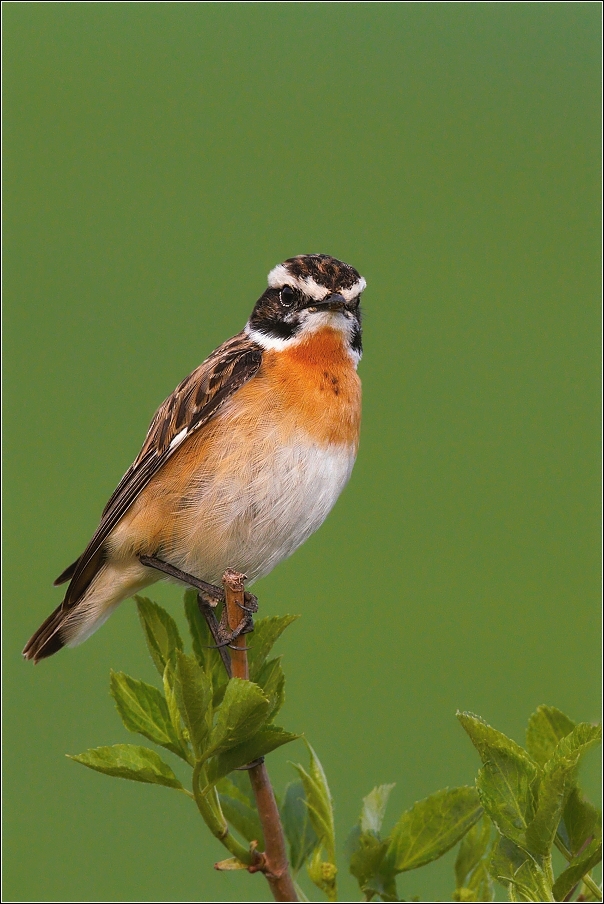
[220,569,298,903]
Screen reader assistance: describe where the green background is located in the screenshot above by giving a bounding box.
[3,3,600,901]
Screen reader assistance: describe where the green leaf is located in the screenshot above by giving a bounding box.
[457,711,538,844]
[292,742,338,901]
[455,815,492,888]
[109,670,186,760]
[255,656,286,722]
[68,744,184,790]
[247,615,299,680]
[206,678,271,757]
[281,780,319,875]
[385,786,482,873]
[183,590,226,683]
[347,825,396,901]
[546,721,601,766]
[490,833,527,882]
[466,861,494,902]
[217,777,264,847]
[454,864,495,902]
[184,588,211,662]
[361,784,396,836]
[346,784,399,901]
[217,773,253,807]
[489,836,554,902]
[211,681,230,712]
[162,662,192,763]
[552,836,602,902]
[224,768,256,806]
[206,725,299,786]
[526,706,575,767]
[453,817,494,902]
[135,596,183,676]
[292,741,336,864]
[510,865,553,901]
[526,722,602,858]
[173,651,213,759]
[526,770,570,860]
[560,787,602,856]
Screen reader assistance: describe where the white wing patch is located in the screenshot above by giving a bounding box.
[169,428,188,449]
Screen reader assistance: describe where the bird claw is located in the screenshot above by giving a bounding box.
[137,554,255,676]
[238,591,259,613]
[207,606,255,649]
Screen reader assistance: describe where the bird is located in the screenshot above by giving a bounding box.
[23,253,366,663]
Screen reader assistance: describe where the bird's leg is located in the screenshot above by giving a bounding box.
[213,587,258,651]
[196,593,232,679]
[138,554,257,675]
[139,554,224,605]
[139,553,231,674]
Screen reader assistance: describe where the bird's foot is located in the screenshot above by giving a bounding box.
[138,554,233,673]
[138,554,259,674]
[211,591,258,649]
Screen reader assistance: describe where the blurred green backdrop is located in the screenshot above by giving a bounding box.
[3,3,600,902]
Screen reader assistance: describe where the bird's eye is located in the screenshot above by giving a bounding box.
[280,285,296,307]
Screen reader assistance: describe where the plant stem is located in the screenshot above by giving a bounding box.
[554,835,602,901]
[223,568,250,681]
[192,761,255,866]
[223,569,299,903]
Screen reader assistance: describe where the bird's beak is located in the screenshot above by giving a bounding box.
[304,293,347,313]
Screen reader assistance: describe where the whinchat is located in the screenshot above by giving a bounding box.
[24,254,366,662]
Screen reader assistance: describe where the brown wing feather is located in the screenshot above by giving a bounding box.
[54,558,79,585]
[62,331,263,606]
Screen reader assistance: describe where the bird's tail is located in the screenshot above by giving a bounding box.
[22,603,67,662]
[23,560,158,663]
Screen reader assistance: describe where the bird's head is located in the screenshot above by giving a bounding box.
[246,254,366,363]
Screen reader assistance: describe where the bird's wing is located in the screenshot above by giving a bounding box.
[62,331,263,605]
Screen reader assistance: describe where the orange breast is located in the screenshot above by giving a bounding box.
[259,326,362,447]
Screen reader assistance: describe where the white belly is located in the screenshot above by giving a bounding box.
[170,435,356,585]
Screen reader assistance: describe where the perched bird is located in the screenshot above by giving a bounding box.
[23,254,366,663]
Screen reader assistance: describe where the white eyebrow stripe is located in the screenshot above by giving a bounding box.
[266,263,294,289]
[299,276,331,301]
[340,278,366,302]
[267,265,367,303]
[267,267,326,301]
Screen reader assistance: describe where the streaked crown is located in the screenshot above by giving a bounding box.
[246,254,366,360]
